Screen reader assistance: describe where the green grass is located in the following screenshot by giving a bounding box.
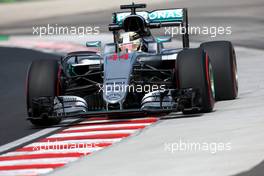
[0,35,9,41]
[0,0,30,3]
[0,0,16,2]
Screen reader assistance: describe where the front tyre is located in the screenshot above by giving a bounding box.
[176,48,215,113]
[26,60,62,126]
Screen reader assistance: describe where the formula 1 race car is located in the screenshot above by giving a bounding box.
[26,3,238,126]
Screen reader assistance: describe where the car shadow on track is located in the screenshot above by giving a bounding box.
[160,112,204,120]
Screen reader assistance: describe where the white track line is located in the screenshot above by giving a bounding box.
[0,168,53,176]
[0,119,78,154]
[49,129,138,138]
[0,157,78,166]
[0,128,61,154]
[26,138,122,147]
[2,147,103,156]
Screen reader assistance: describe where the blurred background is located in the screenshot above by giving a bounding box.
[0,0,264,49]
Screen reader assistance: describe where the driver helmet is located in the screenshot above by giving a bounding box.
[117,31,141,52]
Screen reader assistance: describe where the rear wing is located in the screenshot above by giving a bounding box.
[112,8,186,28]
[109,4,189,48]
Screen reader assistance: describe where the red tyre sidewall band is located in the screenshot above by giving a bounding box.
[232,50,238,97]
[56,65,62,96]
[25,64,31,107]
[205,53,215,107]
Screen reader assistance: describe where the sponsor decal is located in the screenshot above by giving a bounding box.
[115,9,183,24]
[108,53,129,61]
[149,9,183,22]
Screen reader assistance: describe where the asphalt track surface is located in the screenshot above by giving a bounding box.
[0,0,264,175]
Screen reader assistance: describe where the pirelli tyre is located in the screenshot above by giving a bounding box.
[26,60,62,126]
[176,48,215,113]
[200,41,238,101]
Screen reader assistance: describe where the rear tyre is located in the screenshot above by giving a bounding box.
[176,48,215,113]
[200,41,238,100]
[26,60,62,126]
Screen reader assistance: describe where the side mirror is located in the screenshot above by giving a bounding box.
[156,36,172,43]
[86,41,101,48]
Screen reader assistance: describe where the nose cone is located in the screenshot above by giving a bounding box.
[103,52,137,106]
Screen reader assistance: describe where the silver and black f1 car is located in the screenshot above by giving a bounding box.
[26,3,238,126]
